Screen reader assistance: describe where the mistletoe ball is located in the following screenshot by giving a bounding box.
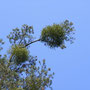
[40,20,75,49]
[10,45,29,64]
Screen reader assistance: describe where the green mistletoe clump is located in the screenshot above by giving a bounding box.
[9,44,29,64]
[41,20,75,49]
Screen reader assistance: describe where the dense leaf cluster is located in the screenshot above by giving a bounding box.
[41,20,75,49]
[8,44,29,64]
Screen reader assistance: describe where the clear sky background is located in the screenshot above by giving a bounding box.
[0,0,90,90]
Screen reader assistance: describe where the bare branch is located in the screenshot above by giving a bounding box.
[24,39,41,47]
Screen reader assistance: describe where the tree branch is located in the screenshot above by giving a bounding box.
[24,39,41,47]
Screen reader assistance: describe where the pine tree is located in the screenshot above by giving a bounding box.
[0,20,75,90]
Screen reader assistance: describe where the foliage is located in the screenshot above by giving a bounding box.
[0,20,75,90]
[41,20,75,49]
[8,44,29,65]
[7,24,34,46]
[0,58,19,90]
[0,39,4,51]
[0,56,54,90]
[22,59,54,90]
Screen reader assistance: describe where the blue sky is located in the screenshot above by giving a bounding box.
[0,0,90,90]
